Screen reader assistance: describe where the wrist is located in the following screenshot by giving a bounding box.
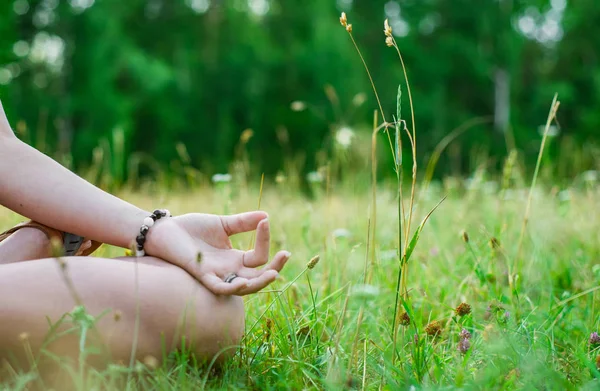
[132,209,171,256]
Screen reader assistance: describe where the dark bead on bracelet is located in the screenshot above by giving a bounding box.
[153,209,164,217]
[150,214,158,221]
[140,225,149,235]
[137,243,144,251]
[136,234,146,246]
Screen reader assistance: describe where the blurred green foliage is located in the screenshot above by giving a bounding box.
[0,0,598,182]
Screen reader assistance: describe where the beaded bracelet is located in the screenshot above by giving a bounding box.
[135,209,171,257]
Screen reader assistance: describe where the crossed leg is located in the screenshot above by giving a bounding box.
[0,229,244,371]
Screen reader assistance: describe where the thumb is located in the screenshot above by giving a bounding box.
[220,211,268,236]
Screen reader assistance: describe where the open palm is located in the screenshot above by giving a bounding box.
[146,211,290,296]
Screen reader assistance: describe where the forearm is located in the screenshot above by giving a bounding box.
[0,136,148,248]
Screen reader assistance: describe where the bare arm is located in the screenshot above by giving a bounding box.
[0,101,290,295]
[0,136,148,248]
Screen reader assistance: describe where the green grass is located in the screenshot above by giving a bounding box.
[2,13,599,391]
[2,176,600,390]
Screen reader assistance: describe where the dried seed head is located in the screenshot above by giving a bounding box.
[346,24,353,33]
[457,338,470,354]
[196,252,203,263]
[459,328,472,340]
[461,230,469,243]
[489,237,500,249]
[384,19,392,37]
[425,321,442,338]
[18,332,29,342]
[265,318,273,340]
[143,355,159,369]
[385,36,394,47]
[505,368,521,381]
[590,332,600,346]
[307,254,320,269]
[339,12,347,27]
[399,312,411,326]
[455,302,472,317]
[240,128,254,144]
[113,310,122,322]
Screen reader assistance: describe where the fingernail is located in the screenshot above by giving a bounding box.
[284,251,292,258]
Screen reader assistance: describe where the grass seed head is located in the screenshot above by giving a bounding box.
[339,12,347,27]
[459,328,472,340]
[384,19,392,37]
[265,318,273,340]
[590,332,600,346]
[489,237,500,249]
[240,128,253,144]
[461,230,469,243]
[346,24,353,33]
[18,332,29,343]
[399,311,411,326]
[456,302,472,317]
[385,36,394,47]
[457,338,470,354]
[425,320,442,338]
[307,254,320,269]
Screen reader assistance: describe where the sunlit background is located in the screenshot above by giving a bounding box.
[0,0,598,186]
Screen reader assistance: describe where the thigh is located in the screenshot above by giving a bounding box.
[0,257,244,369]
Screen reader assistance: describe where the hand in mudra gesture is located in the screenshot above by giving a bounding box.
[145,211,290,295]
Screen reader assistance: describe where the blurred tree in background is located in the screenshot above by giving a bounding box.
[0,0,598,185]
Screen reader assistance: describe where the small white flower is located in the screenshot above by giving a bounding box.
[332,228,352,239]
[290,101,307,112]
[582,170,598,182]
[352,93,366,107]
[306,171,323,183]
[275,172,286,183]
[557,190,570,202]
[211,173,232,183]
[335,126,354,149]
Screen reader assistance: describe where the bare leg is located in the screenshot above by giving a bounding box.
[0,257,244,374]
[0,228,52,264]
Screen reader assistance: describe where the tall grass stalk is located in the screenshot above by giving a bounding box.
[514,94,560,267]
[341,15,396,162]
[342,14,444,371]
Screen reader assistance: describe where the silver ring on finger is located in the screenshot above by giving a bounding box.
[224,273,238,283]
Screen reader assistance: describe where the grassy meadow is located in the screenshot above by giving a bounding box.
[1,167,600,390]
[2,13,600,391]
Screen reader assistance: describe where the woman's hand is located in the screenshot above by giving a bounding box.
[144,211,290,296]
